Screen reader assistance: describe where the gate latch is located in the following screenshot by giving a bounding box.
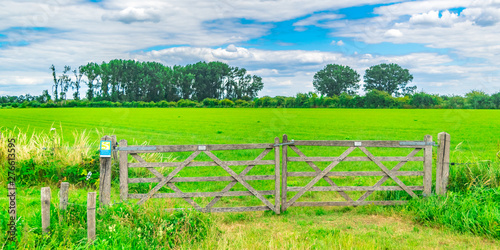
[274,139,295,147]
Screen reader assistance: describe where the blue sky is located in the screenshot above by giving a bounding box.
[0,0,499,97]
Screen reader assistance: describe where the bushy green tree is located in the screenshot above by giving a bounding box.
[313,64,360,96]
[364,63,415,96]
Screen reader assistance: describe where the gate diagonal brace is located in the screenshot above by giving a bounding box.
[359,147,418,199]
[137,151,201,206]
[204,148,272,212]
[289,145,353,202]
[356,148,422,202]
[204,151,279,213]
[286,147,356,208]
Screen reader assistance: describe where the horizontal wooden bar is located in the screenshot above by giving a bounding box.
[292,140,427,148]
[129,175,276,183]
[286,186,424,192]
[287,171,424,177]
[288,200,408,207]
[208,206,271,213]
[288,156,424,162]
[128,190,275,199]
[128,160,275,168]
[123,144,274,153]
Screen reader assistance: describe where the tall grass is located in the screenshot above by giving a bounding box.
[0,126,102,187]
[0,125,97,167]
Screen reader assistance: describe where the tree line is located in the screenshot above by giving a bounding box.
[49,60,264,102]
[2,60,500,109]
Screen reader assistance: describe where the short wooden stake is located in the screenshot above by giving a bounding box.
[119,139,129,201]
[87,192,96,243]
[59,182,69,210]
[436,132,451,195]
[99,135,112,207]
[423,135,433,196]
[41,187,51,234]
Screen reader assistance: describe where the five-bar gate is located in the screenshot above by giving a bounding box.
[281,134,434,211]
[117,138,281,213]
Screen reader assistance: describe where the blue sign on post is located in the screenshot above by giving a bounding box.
[100,140,112,158]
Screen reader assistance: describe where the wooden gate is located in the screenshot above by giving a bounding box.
[117,138,280,213]
[280,134,434,212]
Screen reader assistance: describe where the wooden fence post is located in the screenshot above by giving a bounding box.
[119,139,128,201]
[423,135,433,196]
[436,132,451,195]
[99,135,112,207]
[87,192,96,243]
[281,134,288,212]
[274,137,280,214]
[111,135,118,160]
[59,182,69,210]
[41,187,51,234]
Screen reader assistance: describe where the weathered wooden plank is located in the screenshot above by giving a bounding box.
[356,148,421,202]
[436,132,450,195]
[289,145,354,203]
[136,151,200,205]
[287,186,424,192]
[359,147,418,198]
[274,137,281,214]
[286,147,356,208]
[287,171,424,177]
[288,156,424,162]
[423,135,433,195]
[99,135,112,207]
[129,190,275,198]
[281,135,288,212]
[123,143,274,153]
[129,175,276,183]
[87,192,96,243]
[119,140,128,201]
[204,148,272,211]
[292,140,427,148]
[205,151,276,211]
[59,182,69,210]
[209,206,271,213]
[128,160,275,168]
[41,187,50,234]
[290,200,408,207]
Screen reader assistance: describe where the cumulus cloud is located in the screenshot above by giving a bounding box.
[409,10,459,27]
[103,7,162,24]
[384,29,403,38]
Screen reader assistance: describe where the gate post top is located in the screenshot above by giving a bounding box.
[424,135,432,142]
[283,134,288,141]
[274,137,280,144]
[438,132,450,141]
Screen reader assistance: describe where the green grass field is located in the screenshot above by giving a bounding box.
[1,108,499,160]
[1,108,499,249]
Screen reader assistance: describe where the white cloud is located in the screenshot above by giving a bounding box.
[384,29,403,37]
[409,10,459,27]
[103,7,162,24]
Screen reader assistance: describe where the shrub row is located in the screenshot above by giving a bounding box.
[2,90,500,109]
